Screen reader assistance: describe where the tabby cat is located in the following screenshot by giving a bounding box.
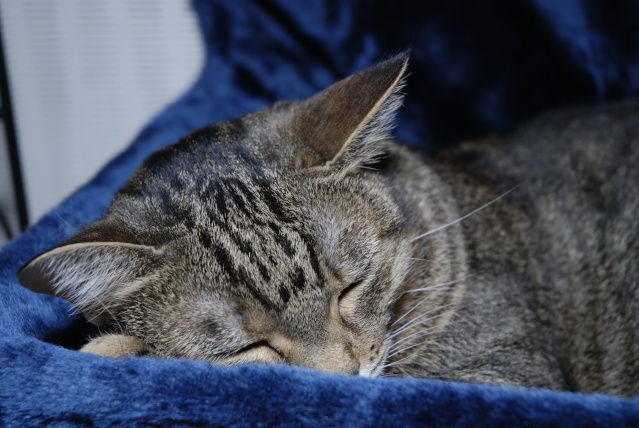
[19,53,639,396]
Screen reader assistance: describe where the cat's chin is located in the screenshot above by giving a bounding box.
[358,366,380,378]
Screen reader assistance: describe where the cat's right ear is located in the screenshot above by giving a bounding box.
[18,238,165,325]
[292,52,409,171]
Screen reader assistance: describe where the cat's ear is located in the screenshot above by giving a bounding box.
[293,52,408,170]
[18,231,165,325]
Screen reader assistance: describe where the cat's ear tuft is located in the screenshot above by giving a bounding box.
[293,52,409,170]
[18,240,165,325]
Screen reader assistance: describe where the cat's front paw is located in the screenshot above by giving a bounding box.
[80,334,152,358]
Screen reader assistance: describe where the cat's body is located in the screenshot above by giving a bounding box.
[19,54,639,396]
[398,102,639,395]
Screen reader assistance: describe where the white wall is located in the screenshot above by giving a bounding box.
[0,0,205,225]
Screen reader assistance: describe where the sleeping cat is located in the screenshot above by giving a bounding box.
[18,53,639,396]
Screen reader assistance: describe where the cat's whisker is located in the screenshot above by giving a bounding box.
[402,284,455,296]
[391,290,442,327]
[389,314,450,348]
[410,185,519,242]
[388,303,455,339]
[388,319,463,352]
[388,320,464,354]
[86,295,125,335]
[386,330,449,360]
[389,308,450,340]
[53,212,75,230]
[388,311,465,355]
[388,330,455,361]
[381,354,413,370]
[402,278,464,294]
[388,324,446,352]
[392,286,463,329]
[382,337,451,374]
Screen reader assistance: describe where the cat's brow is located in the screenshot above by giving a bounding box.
[410,185,519,242]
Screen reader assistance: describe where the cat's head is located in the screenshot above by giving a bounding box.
[19,53,413,376]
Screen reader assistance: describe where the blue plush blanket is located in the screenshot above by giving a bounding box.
[2,1,639,426]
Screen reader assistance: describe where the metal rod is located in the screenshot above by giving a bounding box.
[0,7,30,231]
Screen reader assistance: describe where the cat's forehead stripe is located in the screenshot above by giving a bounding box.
[203,176,328,309]
[278,286,290,304]
[256,181,295,224]
[213,245,278,310]
[212,184,228,218]
[199,230,213,249]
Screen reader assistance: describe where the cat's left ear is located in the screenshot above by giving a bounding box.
[293,52,408,170]
[18,225,166,325]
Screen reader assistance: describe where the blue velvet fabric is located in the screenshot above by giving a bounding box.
[2,0,639,426]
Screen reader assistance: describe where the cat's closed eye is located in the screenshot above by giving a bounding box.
[337,280,364,321]
[234,341,287,363]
